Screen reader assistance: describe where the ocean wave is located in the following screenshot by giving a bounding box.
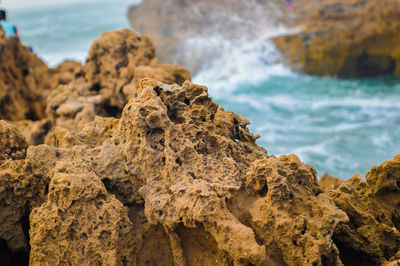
[192,27,297,93]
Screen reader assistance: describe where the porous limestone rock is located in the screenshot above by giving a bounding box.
[231,155,348,265]
[327,155,400,265]
[46,29,191,133]
[273,0,400,78]
[0,120,28,161]
[0,29,52,121]
[29,162,135,265]
[24,79,350,265]
[319,173,343,191]
[0,122,48,253]
[1,25,400,265]
[1,74,400,265]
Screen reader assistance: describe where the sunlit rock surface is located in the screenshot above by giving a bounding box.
[273,0,400,78]
[0,27,399,265]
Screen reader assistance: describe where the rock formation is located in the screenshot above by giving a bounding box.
[0,28,52,121]
[1,27,400,265]
[45,29,190,135]
[272,0,400,78]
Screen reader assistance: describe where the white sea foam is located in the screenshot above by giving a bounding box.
[193,27,297,95]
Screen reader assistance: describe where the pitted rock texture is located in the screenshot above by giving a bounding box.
[0,125,48,253]
[46,29,191,134]
[231,155,347,265]
[327,155,400,265]
[273,0,400,78]
[1,77,400,264]
[0,120,28,161]
[1,27,400,265]
[319,173,343,191]
[0,29,51,121]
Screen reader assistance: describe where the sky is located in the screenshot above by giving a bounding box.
[0,0,94,9]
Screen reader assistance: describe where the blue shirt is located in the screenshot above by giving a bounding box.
[0,20,17,37]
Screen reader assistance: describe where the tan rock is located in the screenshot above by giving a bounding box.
[29,165,134,265]
[0,30,51,121]
[328,155,400,265]
[273,0,400,78]
[239,155,347,265]
[0,120,28,160]
[27,79,350,265]
[1,25,399,265]
[46,29,190,134]
[319,173,343,191]
[0,122,48,252]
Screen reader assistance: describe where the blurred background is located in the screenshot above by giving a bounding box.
[2,0,399,178]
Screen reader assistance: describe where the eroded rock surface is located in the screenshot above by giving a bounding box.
[3,78,399,265]
[327,155,400,265]
[0,29,52,121]
[273,0,400,78]
[46,29,190,134]
[1,26,400,265]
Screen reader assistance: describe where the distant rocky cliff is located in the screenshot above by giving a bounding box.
[128,0,400,79]
[272,0,400,78]
[0,27,400,265]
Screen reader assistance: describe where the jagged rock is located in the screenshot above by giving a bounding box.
[20,79,349,265]
[0,122,48,253]
[46,29,190,134]
[0,120,28,160]
[1,25,399,265]
[327,155,400,265]
[0,28,83,145]
[319,173,343,191]
[0,29,52,121]
[273,0,400,78]
[9,119,52,146]
[29,161,135,265]
[235,155,348,265]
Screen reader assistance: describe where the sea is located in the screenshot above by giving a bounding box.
[7,0,400,179]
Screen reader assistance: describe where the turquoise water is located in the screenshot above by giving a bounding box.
[208,74,400,178]
[7,1,400,178]
[8,0,138,66]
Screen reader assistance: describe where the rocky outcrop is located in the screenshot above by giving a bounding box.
[328,156,400,265]
[319,173,343,191]
[272,0,400,78]
[45,29,190,134]
[1,78,349,265]
[0,28,53,121]
[127,0,291,73]
[1,27,400,265]
[0,28,190,145]
[1,77,400,264]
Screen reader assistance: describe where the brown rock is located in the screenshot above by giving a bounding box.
[235,155,347,265]
[273,0,400,78]
[319,173,343,191]
[46,29,190,134]
[328,155,400,265]
[26,79,349,265]
[0,29,51,121]
[1,26,399,265]
[0,122,48,253]
[0,120,28,160]
[29,164,134,265]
